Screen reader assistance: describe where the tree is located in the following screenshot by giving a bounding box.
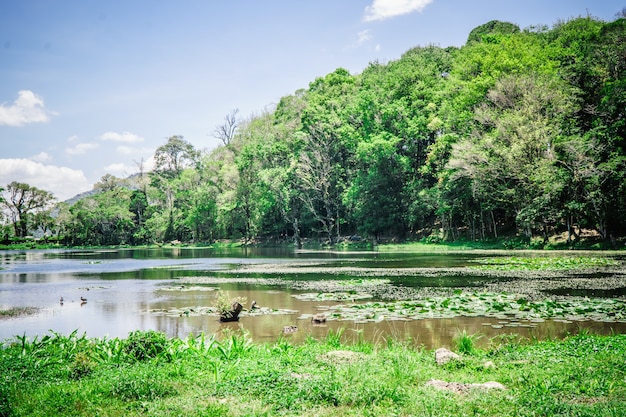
[447,74,579,239]
[213,109,240,146]
[296,123,345,243]
[1,182,55,238]
[150,136,200,241]
[467,20,520,43]
[129,189,150,244]
[153,135,199,177]
[64,188,135,246]
[346,133,408,241]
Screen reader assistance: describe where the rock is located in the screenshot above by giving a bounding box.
[435,347,460,365]
[283,325,298,333]
[311,314,327,324]
[426,379,468,394]
[219,301,243,322]
[483,360,496,369]
[472,381,506,390]
[426,379,506,394]
[318,350,364,364]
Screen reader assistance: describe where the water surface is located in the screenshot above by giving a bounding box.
[1,247,625,348]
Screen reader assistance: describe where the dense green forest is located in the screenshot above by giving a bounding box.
[2,16,626,248]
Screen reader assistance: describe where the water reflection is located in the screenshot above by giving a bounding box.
[1,247,625,348]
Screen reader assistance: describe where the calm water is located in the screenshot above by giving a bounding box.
[1,247,624,348]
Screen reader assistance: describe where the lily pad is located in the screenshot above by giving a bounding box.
[149,306,297,318]
[314,291,626,323]
[470,256,620,271]
[292,292,373,302]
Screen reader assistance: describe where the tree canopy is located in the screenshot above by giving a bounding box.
[3,14,625,248]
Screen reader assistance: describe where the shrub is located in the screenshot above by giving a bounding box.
[123,330,171,362]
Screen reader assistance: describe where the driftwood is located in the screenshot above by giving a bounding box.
[219,301,243,322]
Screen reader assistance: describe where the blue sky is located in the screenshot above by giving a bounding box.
[0,0,623,200]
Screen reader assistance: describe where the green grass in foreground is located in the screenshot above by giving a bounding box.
[1,329,625,416]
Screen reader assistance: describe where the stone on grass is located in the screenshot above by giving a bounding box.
[435,347,460,365]
[426,379,506,394]
[318,350,364,364]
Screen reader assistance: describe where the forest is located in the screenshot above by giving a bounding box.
[2,16,626,248]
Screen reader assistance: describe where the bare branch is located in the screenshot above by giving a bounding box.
[213,109,240,146]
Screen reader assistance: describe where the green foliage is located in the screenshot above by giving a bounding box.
[107,364,175,401]
[467,20,521,43]
[7,13,625,248]
[123,330,171,362]
[455,329,481,354]
[3,331,625,416]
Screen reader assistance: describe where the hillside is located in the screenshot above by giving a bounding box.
[8,16,626,248]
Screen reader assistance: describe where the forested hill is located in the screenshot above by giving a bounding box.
[9,16,626,248]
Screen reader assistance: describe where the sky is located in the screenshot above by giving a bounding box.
[0,0,623,201]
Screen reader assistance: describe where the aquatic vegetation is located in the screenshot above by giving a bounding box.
[0,307,38,318]
[150,305,298,318]
[156,284,218,292]
[470,256,621,271]
[292,291,373,301]
[316,291,626,324]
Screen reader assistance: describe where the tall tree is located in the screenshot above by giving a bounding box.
[1,182,55,237]
[150,136,200,241]
[447,74,579,239]
[153,135,199,177]
[213,109,240,146]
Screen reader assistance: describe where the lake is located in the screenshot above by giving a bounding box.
[1,247,625,349]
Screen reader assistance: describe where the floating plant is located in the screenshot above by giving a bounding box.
[149,306,297,318]
[291,292,373,302]
[470,256,621,271]
[315,291,626,324]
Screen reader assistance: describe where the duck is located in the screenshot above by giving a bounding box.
[80,296,87,302]
[59,297,64,304]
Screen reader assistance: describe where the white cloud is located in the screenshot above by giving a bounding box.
[116,145,135,155]
[65,142,99,156]
[99,131,144,143]
[104,162,134,177]
[364,0,433,22]
[30,152,52,163]
[358,29,372,44]
[115,144,156,156]
[0,90,57,126]
[0,158,91,201]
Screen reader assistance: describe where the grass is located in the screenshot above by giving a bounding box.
[1,329,625,416]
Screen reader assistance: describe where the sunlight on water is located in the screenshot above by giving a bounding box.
[1,247,625,348]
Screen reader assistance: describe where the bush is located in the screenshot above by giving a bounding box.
[123,330,171,362]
